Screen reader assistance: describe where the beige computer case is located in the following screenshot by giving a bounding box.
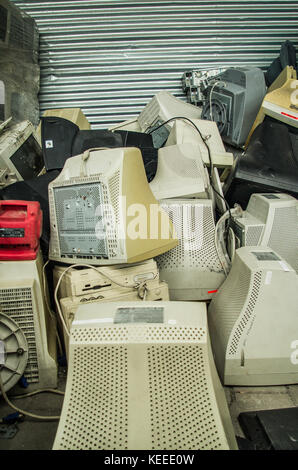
[156,199,225,300]
[208,246,298,386]
[53,301,238,450]
[53,258,160,299]
[0,250,57,389]
[59,282,169,357]
[149,143,210,200]
[48,147,178,265]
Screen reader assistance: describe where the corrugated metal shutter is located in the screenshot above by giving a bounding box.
[11,0,298,129]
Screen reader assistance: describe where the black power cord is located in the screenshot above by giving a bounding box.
[146,116,232,229]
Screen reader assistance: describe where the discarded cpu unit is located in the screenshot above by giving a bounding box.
[53,258,160,299]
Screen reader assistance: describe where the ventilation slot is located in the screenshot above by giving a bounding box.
[156,202,222,272]
[57,345,128,450]
[72,325,206,344]
[0,287,39,383]
[228,271,262,356]
[148,345,225,450]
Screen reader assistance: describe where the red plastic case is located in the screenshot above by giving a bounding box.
[0,201,42,260]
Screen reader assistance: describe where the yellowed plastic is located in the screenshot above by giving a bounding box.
[53,301,238,450]
[49,147,178,265]
[59,282,169,358]
[53,259,160,298]
[0,250,57,390]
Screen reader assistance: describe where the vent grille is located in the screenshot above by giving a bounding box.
[72,325,206,344]
[57,345,129,450]
[165,154,204,180]
[228,271,262,356]
[103,183,119,259]
[0,287,39,383]
[268,207,298,272]
[156,202,222,272]
[245,225,263,246]
[148,345,225,450]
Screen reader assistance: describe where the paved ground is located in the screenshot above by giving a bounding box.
[1,365,297,450]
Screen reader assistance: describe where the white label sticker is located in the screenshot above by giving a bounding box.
[45,140,54,148]
[0,340,5,365]
[279,261,290,272]
[168,319,177,325]
[73,317,113,325]
[265,271,272,285]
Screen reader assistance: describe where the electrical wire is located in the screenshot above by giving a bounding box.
[0,375,62,421]
[42,260,63,357]
[54,263,153,336]
[10,389,65,399]
[208,80,226,124]
[145,115,233,253]
[146,116,232,218]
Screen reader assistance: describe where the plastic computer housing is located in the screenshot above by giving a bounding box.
[208,246,298,386]
[109,118,142,133]
[231,193,298,273]
[0,311,29,392]
[0,120,43,188]
[0,200,42,261]
[0,250,57,389]
[165,118,234,168]
[181,68,227,106]
[155,199,225,300]
[137,91,202,133]
[201,67,266,147]
[53,258,159,299]
[48,147,178,265]
[149,143,210,200]
[245,74,298,147]
[36,108,91,145]
[53,301,238,450]
[59,282,169,358]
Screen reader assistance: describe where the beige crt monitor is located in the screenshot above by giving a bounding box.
[149,143,210,200]
[137,91,202,132]
[0,120,43,188]
[59,282,169,359]
[208,246,298,386]
[165,118,234,168]
[155,199,225,300]
[231,193,298,273]
[0,250,57,390]
[48,147,178,265]
[53,301,238,450]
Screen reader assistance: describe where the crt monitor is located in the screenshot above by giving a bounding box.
[48,147,178,265]
[208,246,298,386]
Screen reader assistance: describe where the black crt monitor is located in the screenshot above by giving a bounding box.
[224,118,298,209]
